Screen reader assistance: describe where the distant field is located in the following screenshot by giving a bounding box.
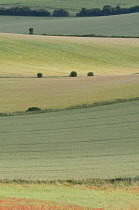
[0,75,139,113]
[0,0,139,14]
[0,183,139,209]
[0,13,139,36]
[0,33,139,77]
[0,100,139,180]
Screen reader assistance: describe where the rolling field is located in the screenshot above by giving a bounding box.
[0,75,139,113]
[0,13,139,36]
[1,1,139,208]
[0,0,138,12]
[0,183,139,209]
[0,100,139,180]
[0,33,139,77]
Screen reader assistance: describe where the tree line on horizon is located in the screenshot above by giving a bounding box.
[76,5,139,17]
[0,7,68,17]
[0,5,139,17]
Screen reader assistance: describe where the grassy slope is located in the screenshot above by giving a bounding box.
[0,34,139,77]
[0,75,139,113]
[0,183,139,209]
[0,13,139,36]
[0,100,139,180]
[0,0,138,12]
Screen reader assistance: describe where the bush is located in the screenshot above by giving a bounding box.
[37,73,43,78]
[53,9,69,17]
[27,107,41,112]
[87,72,94,76]
[69,71,77,77]
[29,27,34,34]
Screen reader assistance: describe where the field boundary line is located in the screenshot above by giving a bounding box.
[0,177,139,185]
[42,34,139,39]
[0,96,139,117]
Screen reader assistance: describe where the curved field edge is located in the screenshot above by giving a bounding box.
[0,100,139,180]
[0,34,139,77]
[0,96,139,117]
[0,75,139,113]
[0,13,139,36]
[0,182,138,209]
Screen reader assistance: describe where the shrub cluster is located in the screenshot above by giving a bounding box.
[76,5,139,17]
[0,6,51,16]
[27,107,41,112]
[53,9,69,17]
[0,6,69,17]
[37,72,94,78]
[0,5,139,17]
[69,71,94,77]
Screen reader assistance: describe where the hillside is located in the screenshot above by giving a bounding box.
[0,13,139,36]
[0,34,139,77]
[0,75,139,113]
[0,100,139,180]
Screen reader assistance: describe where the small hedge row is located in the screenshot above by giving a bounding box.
[0,7,69,17]
[0,5,139,17]
[76,5,139,17]
[1,97,138,117]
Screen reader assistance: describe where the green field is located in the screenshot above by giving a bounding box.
[0,33,139,77]
[0,13,139,36]
[0,1,139,208]
[0,0,139,13]
[0,75,139,113]
[0,183,139,209]
[0,100,139,180]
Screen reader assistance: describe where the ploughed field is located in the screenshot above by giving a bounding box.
[0,100,139,180]
[0,34,139,77]
[0,13,139,36]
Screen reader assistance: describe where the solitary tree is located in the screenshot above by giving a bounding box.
[69,71,77,77]
[87,72,94,76]
[29,27,34,34]
[37,73,43,78]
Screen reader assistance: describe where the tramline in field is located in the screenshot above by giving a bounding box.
[0,2,139,206]
[0,100,139,180]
